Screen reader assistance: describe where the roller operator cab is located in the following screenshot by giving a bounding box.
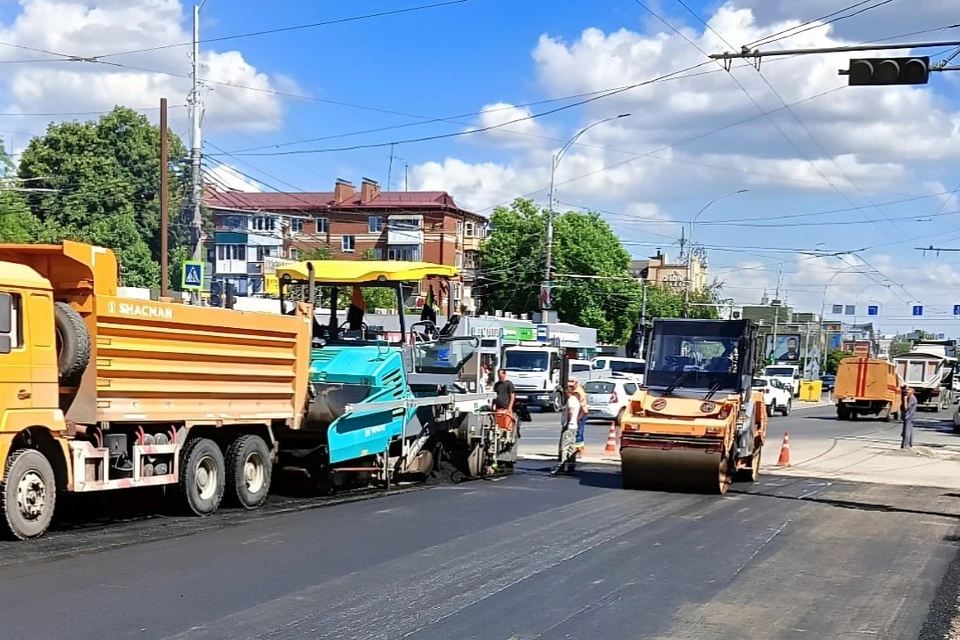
[619,319,767,495]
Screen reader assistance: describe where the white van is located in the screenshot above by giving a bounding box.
[569,359,593,383]
[591,357,646,384]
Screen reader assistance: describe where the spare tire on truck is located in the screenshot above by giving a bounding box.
[54,301,90,386]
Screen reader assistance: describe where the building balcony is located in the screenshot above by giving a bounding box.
[461,236,482,252]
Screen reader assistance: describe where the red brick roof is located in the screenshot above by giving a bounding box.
[205,189,481,218]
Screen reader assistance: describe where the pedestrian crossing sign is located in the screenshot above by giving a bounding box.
[181,261,204,291]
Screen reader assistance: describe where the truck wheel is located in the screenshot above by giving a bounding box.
[780,400,791,417]
[766,402,774,418]
[837,407,849,421]
[0,449,56,540]
[178,438,225,517]
[225,435,272,509]
[54,301,90,386]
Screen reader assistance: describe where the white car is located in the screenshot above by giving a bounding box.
[752,376,792,417]
[583,378,640,424]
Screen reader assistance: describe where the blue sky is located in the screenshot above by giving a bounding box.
[2,0,960,333]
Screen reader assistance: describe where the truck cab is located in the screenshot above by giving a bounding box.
[501,346,563,412]
[763,364,801,397]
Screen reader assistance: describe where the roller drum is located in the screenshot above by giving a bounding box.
[621,445,730,495]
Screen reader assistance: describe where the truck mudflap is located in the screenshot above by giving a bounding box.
[620,433,730,494]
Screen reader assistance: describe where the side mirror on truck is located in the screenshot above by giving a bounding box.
[0,292,12,354]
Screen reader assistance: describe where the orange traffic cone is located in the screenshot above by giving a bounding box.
[604,422,617,454]
[776,432,791,467]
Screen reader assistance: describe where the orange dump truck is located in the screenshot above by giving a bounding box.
[835,357,902,421]
[0,241,312,539]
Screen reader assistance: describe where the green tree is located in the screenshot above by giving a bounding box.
[889,337,913,357]
[479,198,714,343]
[0,136,46,243]
[16,107,188,288]
[360,248,399,311]
[825,348,847,374]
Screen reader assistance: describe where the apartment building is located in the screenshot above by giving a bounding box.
[204,178,487,312]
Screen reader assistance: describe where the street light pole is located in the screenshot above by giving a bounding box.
[684,189,748,317]
[543,113,630,317]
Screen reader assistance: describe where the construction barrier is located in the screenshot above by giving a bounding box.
[799,380,823,402]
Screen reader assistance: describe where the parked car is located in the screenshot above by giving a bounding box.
[753,376,792,417]
[590,357,646,384]
[583,378,639,424]
[820,374,836,391]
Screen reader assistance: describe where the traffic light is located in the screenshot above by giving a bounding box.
[209,280,223,308]
[225,281,237,310]
[846,56,929,86]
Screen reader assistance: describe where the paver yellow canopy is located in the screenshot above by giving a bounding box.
[619,319,768,494]
[276,260,459,284]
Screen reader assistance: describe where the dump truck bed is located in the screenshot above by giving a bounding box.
[94,297,312,427]
[0,241,313,428]
[835,358,900,403]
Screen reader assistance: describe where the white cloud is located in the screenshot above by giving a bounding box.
[409,158,544,212]
[204,163,262,193]
[715,252,960,329]
[465,102,551,149]
[0,0,293,137]
[411,3,960,224]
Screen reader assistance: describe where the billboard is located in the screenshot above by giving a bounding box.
[765,334,802,362]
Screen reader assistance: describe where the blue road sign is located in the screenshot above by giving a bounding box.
[954,305,960,316]
[867,305,878,316]
[913,305,923,316]
[181,261,204,290]
[536,324,548,342]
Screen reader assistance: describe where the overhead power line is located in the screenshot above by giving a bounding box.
[92,1,471,60]
[746,0,897,49]
[208,60,715,157]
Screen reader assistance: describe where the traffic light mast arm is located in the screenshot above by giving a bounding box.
[709,39,960,61]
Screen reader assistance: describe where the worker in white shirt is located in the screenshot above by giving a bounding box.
[552,380,582,475]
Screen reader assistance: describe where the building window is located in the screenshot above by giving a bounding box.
[388,245,420,261]
[389,218,421,231]
[369,216,383,233]
[251,216,276,232]
[342,235,356,253]
[316,217,329,234]
[374,247,384,259]
[289,218,304,234]
[289,248,302,260]
[455,252,462,268]
[217,244,246,261]
[465,221,475,237]
[452,282,462,300]
[457,221,464,237]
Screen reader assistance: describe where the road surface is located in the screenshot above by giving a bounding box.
[1,406,960,640]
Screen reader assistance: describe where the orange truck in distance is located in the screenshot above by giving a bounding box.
[834,357,903,421]
[0,240,313,539]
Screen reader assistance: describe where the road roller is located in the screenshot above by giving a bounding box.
[620,318,767,494]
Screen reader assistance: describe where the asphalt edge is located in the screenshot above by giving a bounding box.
[917,525,960,640]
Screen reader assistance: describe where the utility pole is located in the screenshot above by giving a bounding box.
[188,3,204,265]
[160,97,170,299]
[637,282,648,359]
[771,264,783,361]
[803,322,811,379]
[404,164,409,191]
[387,143,396,189]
